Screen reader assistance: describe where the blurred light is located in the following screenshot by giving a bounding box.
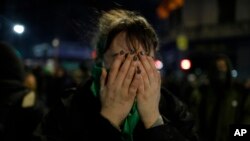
[91,50,97,59]
[156,5,170,19]
[52,38,60,48]
[231,69,238,78]
[156,0,185,19]
[13,24,25,34]
[45,59,55,75]
[168,2,178,11]
[176,34,188,51]
[180,59,191,70]
[155,60,163,70]
[231,100,238,107]
[176,0,184,6]
[187,74,196,82]
[24,59,32,67]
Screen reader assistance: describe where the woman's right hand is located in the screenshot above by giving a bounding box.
[100,51,140,129]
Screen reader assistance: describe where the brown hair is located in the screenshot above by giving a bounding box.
[94,9,158,63]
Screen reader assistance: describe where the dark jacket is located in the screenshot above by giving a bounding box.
[0,80,43,141]
[38,78,198,141]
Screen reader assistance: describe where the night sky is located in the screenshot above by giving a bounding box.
[0,0,161,44]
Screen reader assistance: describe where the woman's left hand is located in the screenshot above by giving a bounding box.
[137,53,161,129]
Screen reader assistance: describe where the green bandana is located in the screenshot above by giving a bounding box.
[91,66,140,141]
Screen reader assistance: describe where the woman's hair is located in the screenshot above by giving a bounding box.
[93,9,158,62]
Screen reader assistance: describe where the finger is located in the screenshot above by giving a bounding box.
[129,72,140,98]
[107,50,125,85]
[138,62,150,88]
[121,57,137,89]
[146,55,162,87]
[147,56,157,72]
[138,51,154,84]
[100,68,107,90]
[137,72,144,96]
[116,53,135,87]
[147,56,158,82]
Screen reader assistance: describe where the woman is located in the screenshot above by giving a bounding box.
[38,9,198,141]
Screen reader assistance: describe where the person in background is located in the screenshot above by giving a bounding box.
[198,54,243,141]
[24,70,37,92]
[237,78,250,125]
[37,9,198,141]
[45,65,76,109]
[0,41,44,141]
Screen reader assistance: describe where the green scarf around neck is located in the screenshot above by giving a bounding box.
[91,65,140,141]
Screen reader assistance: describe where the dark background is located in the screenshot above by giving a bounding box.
[0,0,250,81]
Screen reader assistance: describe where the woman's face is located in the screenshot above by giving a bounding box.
[103,32,154,69]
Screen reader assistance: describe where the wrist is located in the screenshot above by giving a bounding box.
[143,112,160,129]
[150,115,164,128]
[100,110,122,130]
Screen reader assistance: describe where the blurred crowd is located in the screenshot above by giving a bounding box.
[1,41,250,141]
[0,41,91,140]
[162,54,250,141]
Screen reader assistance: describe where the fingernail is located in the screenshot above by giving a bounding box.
[133,56,138,61]
[120,50,124,55]
[140,51,144,56]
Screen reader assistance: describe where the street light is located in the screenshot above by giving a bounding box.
[0,16,26,35]
[180,59,191,70]
[13,24,25,34]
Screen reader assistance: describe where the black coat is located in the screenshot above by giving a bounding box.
[38,78,198,141]
[0,80,44,141]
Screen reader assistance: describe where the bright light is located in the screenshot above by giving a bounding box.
[13,24,25,34]
[52,38,60,48]
[180,59,191,70]
[155,60,163,70]
[231,70,238,78]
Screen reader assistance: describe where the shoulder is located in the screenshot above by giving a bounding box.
[160,87,186,110]
[39,79,99,136]
[159,87,194,123]
[55,78,99,115]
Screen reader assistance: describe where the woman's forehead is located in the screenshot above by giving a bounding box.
[110,32,145,52]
